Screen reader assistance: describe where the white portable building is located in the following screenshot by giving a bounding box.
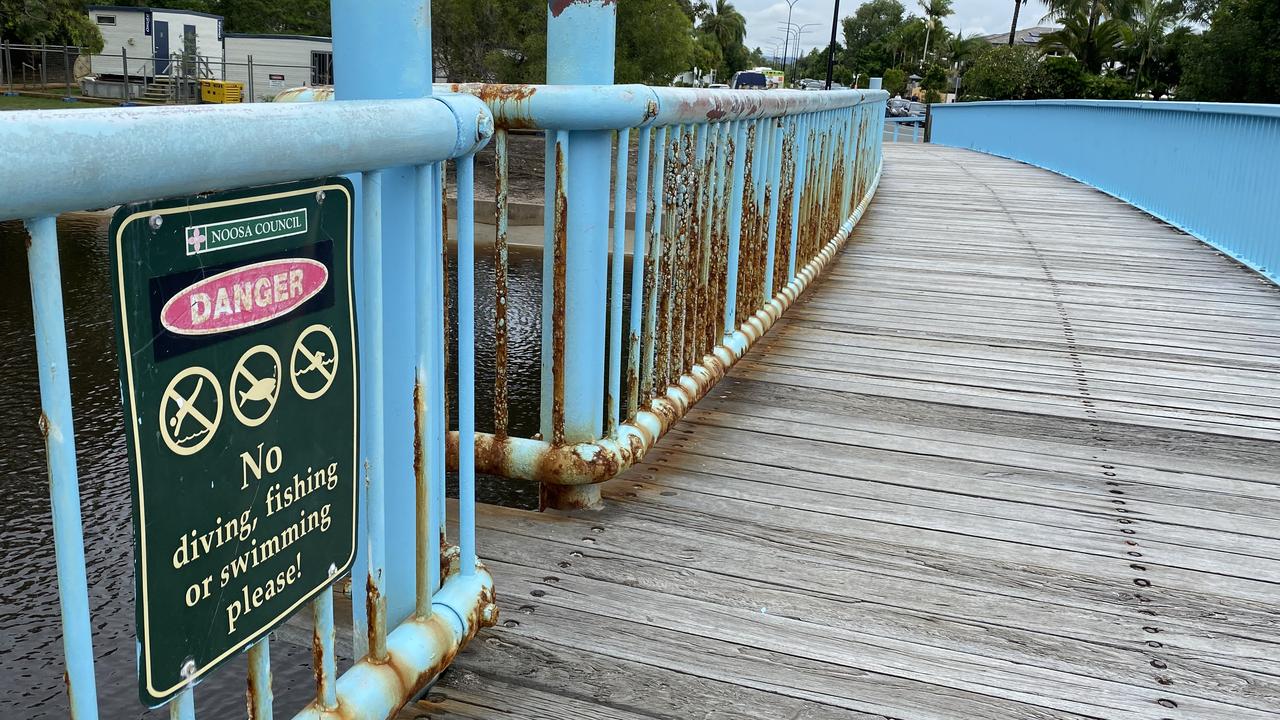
[223,34,333,101]
[86,5,224,78]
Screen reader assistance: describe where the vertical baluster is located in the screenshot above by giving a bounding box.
[640,125,667,403]
[457,153,477,575]
[550,130,570,447]
[657,125,680,389]
[763,117,784,304]
[417,162,444,613]
[607,127,630,434]
[313,586,338,710]
[430,162,447,565]
[494,130,510,440]
[246,638,272,720]
[689,122,710,369]
[708,122,729,350]
[724,120,747,335]
[362,169,389,657]
[788,114,806,282]
[168,687,194,720]
[24,215,99,720]
[626,126,652,417]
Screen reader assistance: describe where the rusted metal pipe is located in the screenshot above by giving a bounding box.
[445,163,883,488]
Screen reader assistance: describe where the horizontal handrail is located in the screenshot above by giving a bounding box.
[441,83,887,130]
[930,100,1280,284]
[0,96,491,220]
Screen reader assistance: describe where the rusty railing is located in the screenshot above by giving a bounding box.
[441,84,888,508]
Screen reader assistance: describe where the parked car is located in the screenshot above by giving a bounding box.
[797,78,824,91]
[708,83,730,89]
[886,98,912,117]
[730,71,767,89]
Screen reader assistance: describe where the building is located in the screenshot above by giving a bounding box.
[223,34,333,101]
[87,5,224,77]
[980,26,1060,47]
[83,5,334,102]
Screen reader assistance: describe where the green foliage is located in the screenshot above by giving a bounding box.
[960,44,1045,100]
[1083,72,1133,97]
[882,67,908,95]
[1041,56,1087,97]
[842,0,906,75]
[1178,0,1280,102]
[616,0,695,84]
[700,0,748,77]
[1039,13,1131,72]
[0,0,104,52]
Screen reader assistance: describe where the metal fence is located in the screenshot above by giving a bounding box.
[0,86,496,720]
[437,83,887,508]
[884,115,926,143]
[0,42,83,98]
[929,100,1280,284]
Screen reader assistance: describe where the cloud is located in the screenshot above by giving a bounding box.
[732,0,1053,56]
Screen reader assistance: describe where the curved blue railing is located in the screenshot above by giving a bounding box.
[929,100,1280,284]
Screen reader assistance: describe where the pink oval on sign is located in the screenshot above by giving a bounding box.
[160,258,329,336]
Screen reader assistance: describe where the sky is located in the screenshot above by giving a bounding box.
[736,0,1053,59]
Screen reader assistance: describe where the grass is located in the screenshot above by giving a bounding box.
[0,93,98,111]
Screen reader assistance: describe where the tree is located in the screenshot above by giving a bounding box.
[1041,55,1087,96]
[917,0,953,63]
[961,44,1045,99]
[617,0,696,84]
[1179,0,1280,102]
[842,0,906,74]
[1008,0,1029,44]
[0,0,105,51]
[700,0,748,76]
[882,66,908,94]
[920,62,946,102]
[1039,10,1131,71]
[1124,0,1182,93]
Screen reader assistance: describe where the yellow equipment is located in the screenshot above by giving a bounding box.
[200,79,245,104]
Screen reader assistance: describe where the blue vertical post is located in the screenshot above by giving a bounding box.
[456,154,477,575]
[361,169,388,656]
[332,0,432,632]
[541,0,616,509]
[25,215,99,720]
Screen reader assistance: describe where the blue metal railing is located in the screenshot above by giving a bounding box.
[1,90,496,720]
[884,114,926,143]
[439,83,888,507]
[929,100,1280,284]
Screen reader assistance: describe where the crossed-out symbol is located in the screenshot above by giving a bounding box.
[159,366,223,456]
[230,345,281,427]
[290,324,339,400]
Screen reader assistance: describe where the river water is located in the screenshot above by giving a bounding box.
[0,215,544,717]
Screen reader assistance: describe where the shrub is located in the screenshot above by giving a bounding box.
[1041,56,1087,98]
[1083,73,1133,99]
[961,45,1045,100]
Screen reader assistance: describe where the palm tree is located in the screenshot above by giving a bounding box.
[1040,11,1131,70]
[1126,0,1182,92]
[701,0,747,50]
[1042,0,1125,72]
[1008,0,1028,45]
[918,0,954,64]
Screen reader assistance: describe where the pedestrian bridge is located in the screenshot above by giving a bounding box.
[412,143,1280,719]
[4,18,1279,718]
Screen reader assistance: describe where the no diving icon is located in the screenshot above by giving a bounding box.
[160,367,224,456]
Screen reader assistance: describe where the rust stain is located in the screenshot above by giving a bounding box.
[549,0,616,18]
[551,139,568,447]
[365,571,386,661]
[494,131,510,440]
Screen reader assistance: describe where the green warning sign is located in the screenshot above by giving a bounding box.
[110,178,358,706]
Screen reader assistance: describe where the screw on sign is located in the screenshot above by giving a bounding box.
[109,179,359,706]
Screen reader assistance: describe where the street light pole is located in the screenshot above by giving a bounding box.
[824,0,841,89]
[782,0,800,85]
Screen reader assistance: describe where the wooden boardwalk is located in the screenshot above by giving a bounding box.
[413,144,1280,719]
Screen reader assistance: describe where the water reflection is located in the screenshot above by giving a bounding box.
[0,215,544,717]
